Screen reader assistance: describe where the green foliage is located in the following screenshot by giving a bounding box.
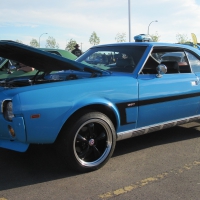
[176,33,189,44]
[150,32,160,42]
[16,39,23,44]
[30,38,39,47]
[65,39,77,51]
[45,36,59,49]
[89,31,100,46]
[115,32,126,42]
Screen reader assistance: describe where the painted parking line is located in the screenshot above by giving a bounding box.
[0,198,8,200]
[99,160,200,199]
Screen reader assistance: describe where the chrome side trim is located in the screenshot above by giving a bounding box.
[117,115,200,141]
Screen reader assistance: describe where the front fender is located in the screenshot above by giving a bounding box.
[60,97,121,131]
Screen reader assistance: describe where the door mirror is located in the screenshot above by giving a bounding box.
[156,64,167,78]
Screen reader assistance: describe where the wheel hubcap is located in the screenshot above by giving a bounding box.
[73,119,112,167]
[89,139,95,146]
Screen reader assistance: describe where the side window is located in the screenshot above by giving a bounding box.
[160,52,186,63]
[186,52,200,73]
[141,49,192,74]
[160,52,191,73]
[140,55,159,74]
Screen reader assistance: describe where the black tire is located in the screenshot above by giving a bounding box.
[58,111,116,172]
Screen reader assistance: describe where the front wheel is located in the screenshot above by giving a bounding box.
[58,111,116,172]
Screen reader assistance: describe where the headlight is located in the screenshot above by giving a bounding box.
[3,100,14,121]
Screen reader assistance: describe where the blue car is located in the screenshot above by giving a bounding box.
[1,40,200,172]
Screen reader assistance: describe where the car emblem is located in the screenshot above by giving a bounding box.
[127,103,135,107]
[89,139,95,146]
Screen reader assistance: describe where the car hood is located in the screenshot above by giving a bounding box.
[0,40,103,74]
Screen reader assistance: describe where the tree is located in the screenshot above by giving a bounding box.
[176,33,189,44]
[115,32,126,42]
[30,39,39,47]
[65,39,77,51]
[45,36,59,49]
[89,31,100,46]
[16,39,23,44]
[150,32,160,42]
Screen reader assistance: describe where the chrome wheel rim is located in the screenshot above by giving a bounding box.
[73,119,113,167]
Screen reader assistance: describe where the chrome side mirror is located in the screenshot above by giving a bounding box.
[156,64,167,78]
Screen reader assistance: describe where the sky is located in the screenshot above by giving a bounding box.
[1,0,200,51]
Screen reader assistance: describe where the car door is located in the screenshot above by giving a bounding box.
[136,49,200,128]
[186,51,200,114]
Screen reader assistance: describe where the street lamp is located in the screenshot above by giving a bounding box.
[128,0,131,42]
[147,20,158,35]
[80,43,83,51]
[39,33,48,47]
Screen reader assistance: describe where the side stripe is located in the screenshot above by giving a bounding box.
[116,102,138,125]
[139,92,200,106]
[116,92,200,125]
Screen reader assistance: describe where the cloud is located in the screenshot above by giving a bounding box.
[0,0,200,50]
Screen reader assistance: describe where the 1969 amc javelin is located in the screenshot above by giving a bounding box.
[1,40,200,172]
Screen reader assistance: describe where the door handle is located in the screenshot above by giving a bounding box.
[191,77,199,86]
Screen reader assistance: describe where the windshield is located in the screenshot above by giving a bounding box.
[76,46,147,73]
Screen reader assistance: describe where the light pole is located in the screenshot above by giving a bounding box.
[128,0,131,42]
[81,43,83,51]
[147,20,158,35]
[39,33,48,47]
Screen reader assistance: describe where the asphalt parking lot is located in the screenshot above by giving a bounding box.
[0,121,200,200]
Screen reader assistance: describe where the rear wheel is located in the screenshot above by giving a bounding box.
[58,111,116,172]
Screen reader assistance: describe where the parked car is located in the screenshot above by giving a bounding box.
[0,48,76,80]
[1,40,200,172]
[134,34,152,42]
[39,48,77,59]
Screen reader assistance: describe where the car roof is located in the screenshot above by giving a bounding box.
[91,42,183,47]
[91,42,200,54]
